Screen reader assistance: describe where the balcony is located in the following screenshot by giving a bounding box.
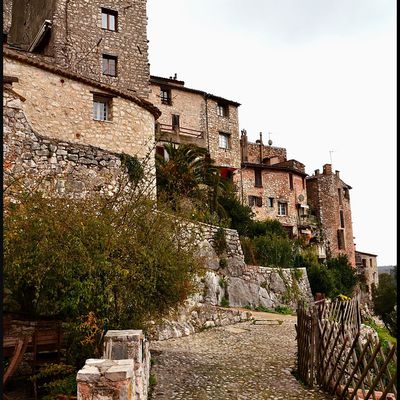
[156,123,206,147]
[297,214,318,227]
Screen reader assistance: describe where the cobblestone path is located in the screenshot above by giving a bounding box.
[149,310,332,400]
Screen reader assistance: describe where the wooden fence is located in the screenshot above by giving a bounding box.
[296,296,397,399]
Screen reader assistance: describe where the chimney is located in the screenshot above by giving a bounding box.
[323,164,332,175]
[314,169,320,175]
[335,170,340,178]
[240,129,248,162]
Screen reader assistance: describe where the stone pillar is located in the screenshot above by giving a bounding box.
[103,330,150,400]
[77,359,135,400]
[77,330,150,400]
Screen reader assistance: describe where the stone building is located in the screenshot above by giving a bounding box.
[355,250,378,299]
[237,130,315,239]
[149,75,241,173]
[4,0,150,98]
[3,48,160,197]
[306,164,356,266]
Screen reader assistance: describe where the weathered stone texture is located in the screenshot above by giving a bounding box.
[356,251,379,300]
[307,165,355,266]
[4,55,156,161]
[3,84,152,198]
[150,79,241,170]
[77,330,150,400]
[149,302,253,341]
[245,142,287,164]
[8,0,150,98]
[2,0,13,34]
[237,167,307,233]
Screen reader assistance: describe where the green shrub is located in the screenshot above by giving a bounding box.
[240,236,257,265]
[372,272,397,336]
[220,297,230,307]
[274,305,293,315]
[254,234,295,268]
[219,258,228,268]
[4,191,201,330]
[213,228,227,256]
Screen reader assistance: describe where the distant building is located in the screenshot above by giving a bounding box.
[355,251,378,295]
[306,164,356,266]
[150,75,241,173]
[237,130,316,240]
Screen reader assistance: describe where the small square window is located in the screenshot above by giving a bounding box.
[102,54,117,76]
[101,8,118,31]
[93,95,111,121]
[160,88,171,105]
[219,132,230,149]
[217,103,228,117]
[248,195,262,207]
[277,202,287,216]
[268,197,274,207]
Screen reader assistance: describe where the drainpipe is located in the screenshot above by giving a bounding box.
[204,93,210,153]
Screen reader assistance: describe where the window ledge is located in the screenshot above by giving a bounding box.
[93,119,113,123]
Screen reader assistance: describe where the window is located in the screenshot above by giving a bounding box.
[337,229,345,250]
[102,8,118,31]
[93,95,111,121]
[102,54,117,76]
[268,197,274,207]
[160,88,171,105]
[254,169,262,187]
[219,132,230,149]
[248,196,262,207]
[338,188,342,205]
[172,114,180,131]
[289,173,293,190]
[278,202,287,216]
[343,188,350,200]
[339,210,345,228]
[156,146,169,161]
[217,103,228,117]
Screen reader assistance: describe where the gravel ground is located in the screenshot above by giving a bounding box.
[149,310,332,400]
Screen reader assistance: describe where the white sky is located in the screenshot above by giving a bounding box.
[147,0,397,266]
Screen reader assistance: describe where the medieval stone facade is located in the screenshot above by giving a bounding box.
[237,130,313,239]
[355,251,378,299]
[149,75,241,171]
[5,0,150,98]
[306,164,356,266]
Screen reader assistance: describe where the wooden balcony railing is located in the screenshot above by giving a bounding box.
[158,123,204,139]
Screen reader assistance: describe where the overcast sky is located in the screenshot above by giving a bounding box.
[147,0,396,266]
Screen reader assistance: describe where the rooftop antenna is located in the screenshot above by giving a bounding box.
[268,132,273,146]
[329,150,334,167]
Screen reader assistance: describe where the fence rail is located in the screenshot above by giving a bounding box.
[296,296,397,399]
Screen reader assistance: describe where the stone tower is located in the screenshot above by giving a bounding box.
[306,164,356,266]
[5,0,150,98]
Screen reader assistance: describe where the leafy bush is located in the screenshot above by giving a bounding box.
[295,250,357,299]
[4,191,201,330]
[213,228,227,256]
[373,272,397,336]
[254,234,296,268]
[240,236,257,265]
[30,363,76,400]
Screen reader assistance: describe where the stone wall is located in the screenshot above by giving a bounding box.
[77,330,150,400]
[244,142,287,164]
[8,0,150,98]
[150,302,252,341]
[4,52,157,163]
[3,82,150,198]
[307,165,355,266]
